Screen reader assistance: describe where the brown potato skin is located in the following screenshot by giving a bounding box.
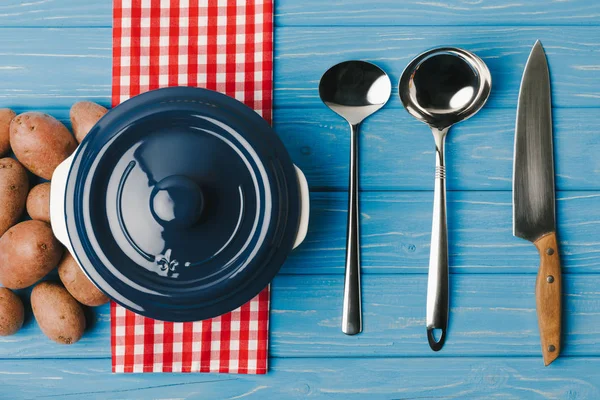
[0,109,15,157]
[10,112,77,180]
[0,287,24,336]
[26,182,51,223]
[0,157,29,236]
[70,101,108,143]
[31,281,85,345]
[0,220,63,289]
[58,252,109,307]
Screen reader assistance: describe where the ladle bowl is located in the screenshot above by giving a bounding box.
[400,47,491,129]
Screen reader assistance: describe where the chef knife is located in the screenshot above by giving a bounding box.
[513,40,561,366]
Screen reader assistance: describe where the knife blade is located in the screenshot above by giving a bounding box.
[513,40,561,366]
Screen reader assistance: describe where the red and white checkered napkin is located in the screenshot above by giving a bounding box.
[111,0,273,374]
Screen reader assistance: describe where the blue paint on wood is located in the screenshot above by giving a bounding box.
[7,107,600,192]
[274,26,600,109]
[3,272,600,359]
[1,1,598,28]
[0,29,112,109]
[276,108,600,191]
[286,191,600,275]
[0,27,598,109]
[2,107,600,191]
[276,0,600,27]
[0,1,112,27]
[0,0,599,398]
[2,358,600,399]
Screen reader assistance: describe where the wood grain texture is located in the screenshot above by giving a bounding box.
[277,0,600,26]
[534,232,563,366]
[1,175,598,277]
[0,29,111,110]
[0,0,599,396]
[2,357,600,399]
[276,108,600,191]
[2,273,600,359]
[275,26,600,109]
[0,28,598,109]
[10,107,600,192]
[1,1,599,28]
[286,191,600,275]
[0,1,111,27]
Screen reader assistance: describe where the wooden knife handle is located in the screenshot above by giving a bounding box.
[533,232,562,366]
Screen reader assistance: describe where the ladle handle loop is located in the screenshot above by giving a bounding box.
[342,123,362,335]
[427,131,449,351]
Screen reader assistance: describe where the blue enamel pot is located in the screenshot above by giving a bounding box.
[50,87,309,322]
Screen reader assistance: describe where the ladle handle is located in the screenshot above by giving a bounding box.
[342,123,362,335]
[427,130,449,351]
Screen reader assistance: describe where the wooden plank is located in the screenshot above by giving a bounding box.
[3,357,600,399]
[1,116,597,275]
[0,161,597,276]
[0,1,111,27]
[1,0,599,28]
[276,108,599,191]
[7,107,600,192]
[13,106,598,191]
[275,26,600,109]
[0,154,596,275]
[0,28,598,109]
[0,28,112,110]
[270,274,599,357]
[2,273,600,358]
[285,191,600,275]
[2,2,598,398]
[277,0,600,27]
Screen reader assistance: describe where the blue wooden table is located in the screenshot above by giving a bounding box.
[2,0,600,398]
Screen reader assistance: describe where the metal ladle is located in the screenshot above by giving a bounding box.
[319,61,391,335]
[398,48,491,350]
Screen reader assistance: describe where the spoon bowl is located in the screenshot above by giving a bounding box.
[320,61,391,125]
[319,60,391,335]
[399,48,491,130]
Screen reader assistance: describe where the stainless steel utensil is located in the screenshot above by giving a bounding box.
[513,41,561,366]
[319,61,391,335]
[399,48,491,350]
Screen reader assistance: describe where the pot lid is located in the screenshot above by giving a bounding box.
[65,87,300,321]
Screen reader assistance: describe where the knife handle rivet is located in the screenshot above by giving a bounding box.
[548,344,556,352]
[546,248,555,256]
[547,275,555,283]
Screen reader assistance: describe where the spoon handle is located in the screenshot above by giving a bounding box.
[342,123,362,335]
[427,129,449,351]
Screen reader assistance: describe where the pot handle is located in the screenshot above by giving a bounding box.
[50,153,76,253]
[293,165,310,249]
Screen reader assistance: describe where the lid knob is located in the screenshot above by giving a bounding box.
[150,175,204,228]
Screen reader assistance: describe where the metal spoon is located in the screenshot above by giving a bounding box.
[399,48,491,350]
[319,61,391,335]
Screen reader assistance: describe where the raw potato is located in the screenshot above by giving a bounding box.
[0,108,15,157]
[58,252,109,307]
[0,287,24,336]
[70,101,107,143]
[10,112,77,180]
[0,157,29,237]
[0,220,63,289]
[31,281,85,345]
[26,182,51,223]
